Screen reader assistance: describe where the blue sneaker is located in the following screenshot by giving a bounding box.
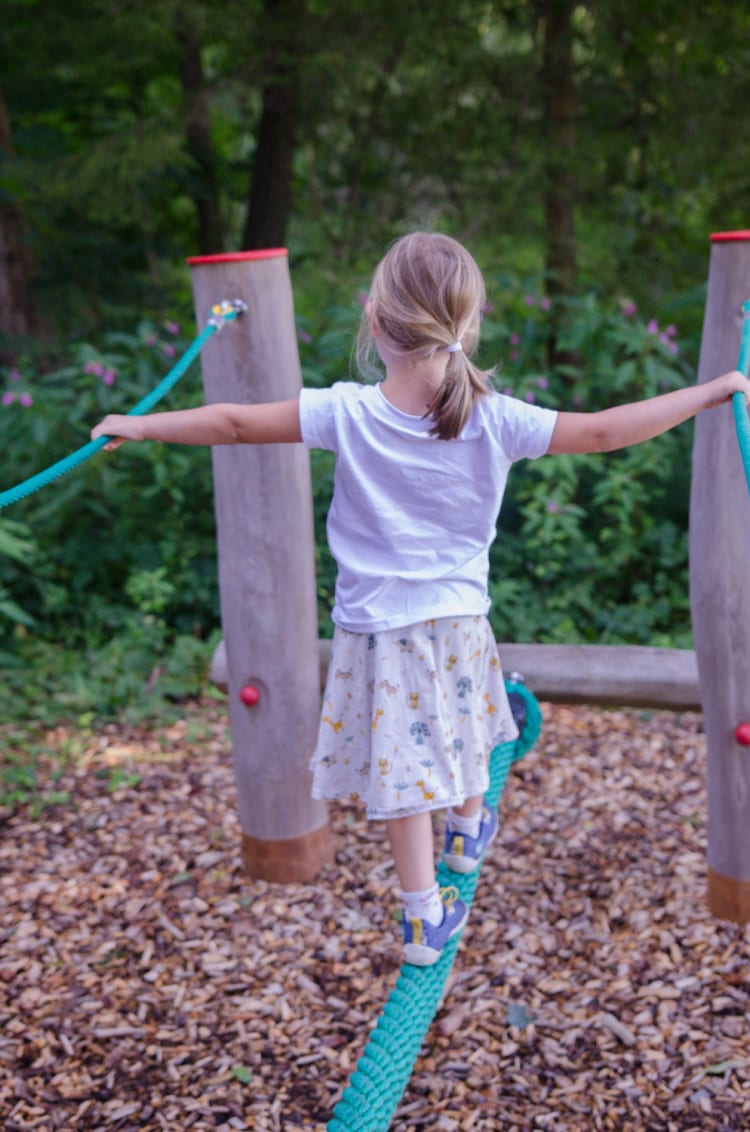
[402,887,468,966]
[443,806,498,874]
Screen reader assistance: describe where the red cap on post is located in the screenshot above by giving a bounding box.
[186,249,288,265]
[710,231,750,243]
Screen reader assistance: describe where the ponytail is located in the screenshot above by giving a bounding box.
[428,352,493,441]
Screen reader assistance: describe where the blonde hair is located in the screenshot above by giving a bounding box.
[355,232,493,440]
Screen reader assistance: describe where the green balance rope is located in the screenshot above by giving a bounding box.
[0,301,245,512]
[327,680,542,1132]
[732,299,750,496]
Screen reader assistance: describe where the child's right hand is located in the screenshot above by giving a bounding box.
[91,414,143,451]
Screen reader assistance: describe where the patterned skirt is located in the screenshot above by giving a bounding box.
[309,615,518,820]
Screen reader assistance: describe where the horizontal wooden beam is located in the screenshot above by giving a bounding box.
[494,642,700,711]
[210,639,702,712]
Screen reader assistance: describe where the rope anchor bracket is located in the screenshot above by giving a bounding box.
[208,298,248,330]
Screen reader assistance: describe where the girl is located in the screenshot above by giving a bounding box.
[92,232,750,967]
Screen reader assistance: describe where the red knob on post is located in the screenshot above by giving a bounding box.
[240,684,260,706]
[734,723,750,745]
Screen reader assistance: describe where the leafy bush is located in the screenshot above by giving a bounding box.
[479,286,694,646]
[0,318,218,648]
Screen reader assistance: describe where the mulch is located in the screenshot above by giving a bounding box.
[1,701,748,1132]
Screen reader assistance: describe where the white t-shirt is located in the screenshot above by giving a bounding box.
[299,382,557,632]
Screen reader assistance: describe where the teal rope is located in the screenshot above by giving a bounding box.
[0,309,242,512]
[327,681,542,1132]
[732,299,750,496]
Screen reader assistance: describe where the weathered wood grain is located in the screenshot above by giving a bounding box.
[689,231,750,921]
[189,251,331,881]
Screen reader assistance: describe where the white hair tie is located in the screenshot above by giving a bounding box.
[445,341,463,353]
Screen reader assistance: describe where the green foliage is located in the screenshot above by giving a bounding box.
[0,518,37,628]
[0,320,222,728]
[0,628,220,729]
[0,319,219,647]
[481,286,694,646]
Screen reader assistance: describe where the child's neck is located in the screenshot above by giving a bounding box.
[380,356,448,417]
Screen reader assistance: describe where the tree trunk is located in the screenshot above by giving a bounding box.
[0,89,36,351]
[541,0,577,299]
[242,0,305,250]
[540,0,577,377]
[174,4,225,254]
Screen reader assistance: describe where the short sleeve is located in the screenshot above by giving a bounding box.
[490,393,557,462]
[299,386,339,451]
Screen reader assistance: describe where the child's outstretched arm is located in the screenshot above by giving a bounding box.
[91,398,302,451]
[548,370,750,455]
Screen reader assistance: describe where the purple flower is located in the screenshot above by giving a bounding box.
[540,296,551,311]
[502,387,513,396]
[297,327,312,345]
[358,291,369,308]
[665,324,677,338]
[647,319,659,335]
[19,392,33,407]
[2,391,15,406]
[622,301,637,317]
[481,301,495,315]
[524,295,535,307]
[84,360,104,376]
[669,342,680,356]
[525,391,536,403]
[659,332,671,345]
[162,343,176,357]
[510,350,520,362]
[510,332,520,346]
[9,368,21,383]
[547,501,559,513]
[146,334,157,347]
[102,369,117,386]
[165,320,180,336]
[536,375,549,390]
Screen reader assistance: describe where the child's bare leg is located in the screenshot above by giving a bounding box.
[385,811,435,892]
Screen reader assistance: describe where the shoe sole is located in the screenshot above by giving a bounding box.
[403,903,469,966]
[443,812,498,874]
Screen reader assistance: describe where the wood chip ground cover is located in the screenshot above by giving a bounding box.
[1,702,748,1131]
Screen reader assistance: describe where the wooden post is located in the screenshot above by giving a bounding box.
[187,249,332,883]
[689,230,750,923]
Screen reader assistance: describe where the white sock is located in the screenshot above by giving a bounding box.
[402,882,443,926]
[447,807,482,839]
